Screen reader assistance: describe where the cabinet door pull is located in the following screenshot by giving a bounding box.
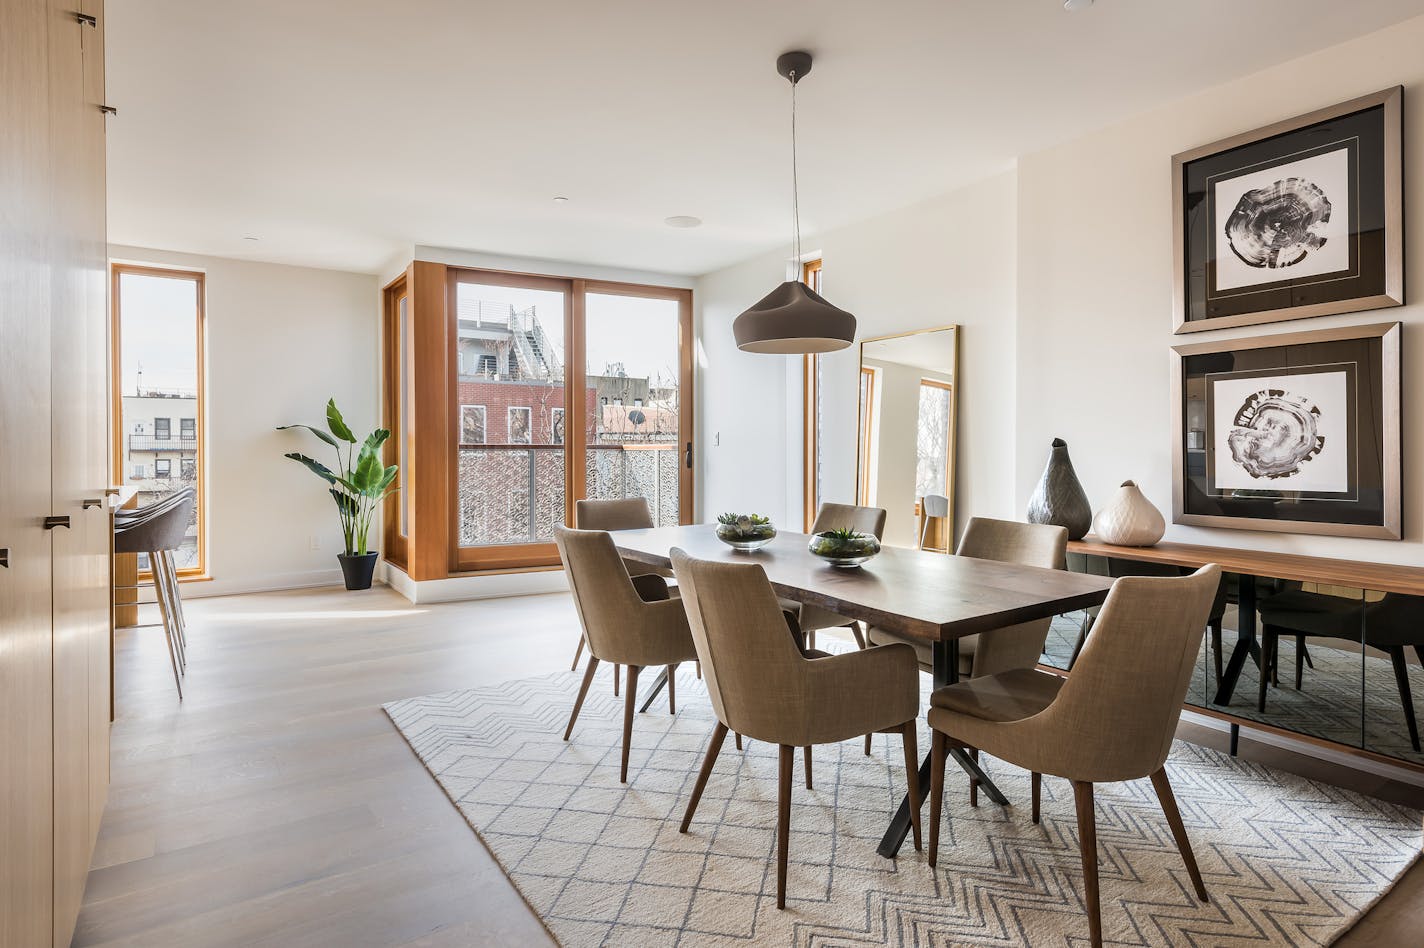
[98,104,117,115]
[75,12,97,26]
[43,515,71,530]
[83,498,104,510]
[0,548,8,568]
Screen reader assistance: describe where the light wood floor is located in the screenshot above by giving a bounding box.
[75,585,1424,947]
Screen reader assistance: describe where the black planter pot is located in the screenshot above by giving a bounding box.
[338,552,379,591]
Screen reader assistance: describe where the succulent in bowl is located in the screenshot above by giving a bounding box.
[808,527,881,567]
[715,513,777,551]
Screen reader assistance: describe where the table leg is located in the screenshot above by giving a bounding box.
[637,667,669,713]
[1212,574,1257,707]
[877,638,1009,859]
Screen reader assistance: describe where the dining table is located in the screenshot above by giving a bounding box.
[611,523,1116,859]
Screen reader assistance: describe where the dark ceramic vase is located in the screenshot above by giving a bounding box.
[1026,438,1092,540]
[338,552,379,590]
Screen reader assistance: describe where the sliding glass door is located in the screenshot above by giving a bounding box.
[448,270,691,572]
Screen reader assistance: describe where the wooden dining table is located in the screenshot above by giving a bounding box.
[611,523,1115,859]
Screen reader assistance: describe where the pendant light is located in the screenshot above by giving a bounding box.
[733,51,856,354]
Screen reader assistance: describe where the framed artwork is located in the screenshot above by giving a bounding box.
[1171,322,1400,539]
[1172,87,1402,334]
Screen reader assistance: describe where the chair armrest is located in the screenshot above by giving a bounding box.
[803,642,920,743]
[631,572,671,602]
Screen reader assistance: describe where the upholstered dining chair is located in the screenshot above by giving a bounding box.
[782,502,888,651]
[925,565,1220,948]
[555,525,698,782]
[670,547,923,910]
[917,494,951,552]
[570,497,660,696]
[1256,590,1424,752]
[864,517,1067,760]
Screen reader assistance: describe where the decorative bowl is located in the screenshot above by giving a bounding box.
[715,513,777,552]
[808,529,881,567]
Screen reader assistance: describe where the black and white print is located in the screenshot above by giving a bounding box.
[1212,148,1350,293]
[1211,370,1348,493]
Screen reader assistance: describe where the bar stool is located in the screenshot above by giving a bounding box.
[114,489,195,698]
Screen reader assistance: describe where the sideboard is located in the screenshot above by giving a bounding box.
[1059,537,1424,772]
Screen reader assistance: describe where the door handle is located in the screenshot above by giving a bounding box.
[0,548,8,568]
[684,441,692,470]
[83,498,104,509]
[44,515,71,530]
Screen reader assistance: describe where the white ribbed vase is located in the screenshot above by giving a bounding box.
[1092,480,1165,547]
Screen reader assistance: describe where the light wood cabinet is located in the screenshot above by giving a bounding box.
[1,1,111,944]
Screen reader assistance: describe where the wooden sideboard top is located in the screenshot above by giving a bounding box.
[1068,537,1424,597]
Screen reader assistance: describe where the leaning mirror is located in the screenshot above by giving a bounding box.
[856,326,959,551]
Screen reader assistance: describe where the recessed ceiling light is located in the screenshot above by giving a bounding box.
[552,196,569,203]
[1063,0,1093,10]
[664,215,702,229]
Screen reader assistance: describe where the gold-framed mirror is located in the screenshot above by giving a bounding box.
[856,326,960,551]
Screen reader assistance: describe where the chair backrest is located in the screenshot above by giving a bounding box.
[921,494,950,519]
[670,547,808,740]
[811,502,887,540]
[113,492,195,555]
[955,517,1066,570]
[554,525,650,664]
[574,497,654,531]
[1038,564,1220,782]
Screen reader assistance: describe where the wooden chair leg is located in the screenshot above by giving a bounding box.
[776,744,793,909]
[570,636,584,671]
[564,656,599,741]
[696,660,701,680]
[1257,628,1276,713]
[1069,614,1093,669]
[901,721,922,852]
[850,621,867,650]
[620,665,640,782]
[969,748,980,808]
[806,629,816,651]
[1031,771,1041,824]
[929,730,946,867]
[803,746,813,789]
[1210,619,1223,686]
[612,663,620,697]
[1150,768,1208,902]
[667,663,677,715]
[680,722,728,832]
[864,733,872,756]
[734,732,743,750]
[1389,646,1421,752]
[1071,780,1102,948]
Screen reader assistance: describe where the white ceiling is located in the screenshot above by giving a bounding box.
[106,0,1424,277]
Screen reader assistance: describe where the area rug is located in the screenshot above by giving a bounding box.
[385,664,1421,947]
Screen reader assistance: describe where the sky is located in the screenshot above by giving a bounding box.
[456,282,680,385]
[118,271,199,394]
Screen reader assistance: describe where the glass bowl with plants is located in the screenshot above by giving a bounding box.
[715,513,777,551]
[808,526,881,567]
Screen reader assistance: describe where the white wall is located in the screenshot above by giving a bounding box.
[110,246,380,596]
[695,170,1019,538]
[1015,16,1424,566]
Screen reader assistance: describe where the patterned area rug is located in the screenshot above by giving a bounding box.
[385,665,1421,947]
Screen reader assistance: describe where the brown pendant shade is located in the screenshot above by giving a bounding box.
[732,280,856,354]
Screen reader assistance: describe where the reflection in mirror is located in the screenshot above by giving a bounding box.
[857,326,959,550]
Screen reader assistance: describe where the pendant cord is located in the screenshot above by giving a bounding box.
[790,71,801,268]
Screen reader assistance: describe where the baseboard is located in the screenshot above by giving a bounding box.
[383,563,568,604]
[126,568,377,602]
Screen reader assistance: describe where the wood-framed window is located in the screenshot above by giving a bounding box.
[383,261,693,579]
[916,378,954,501]
[111,263,207,577]
[801,258,823,530]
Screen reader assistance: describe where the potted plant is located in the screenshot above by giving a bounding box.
[808,526,881,568]
[277,399,398,590]
[715,512,777,551]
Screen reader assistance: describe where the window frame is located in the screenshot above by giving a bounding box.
[915,377,954,501]
[154,417,171,441]
[110,262,208,579]
[459,404,487,445]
